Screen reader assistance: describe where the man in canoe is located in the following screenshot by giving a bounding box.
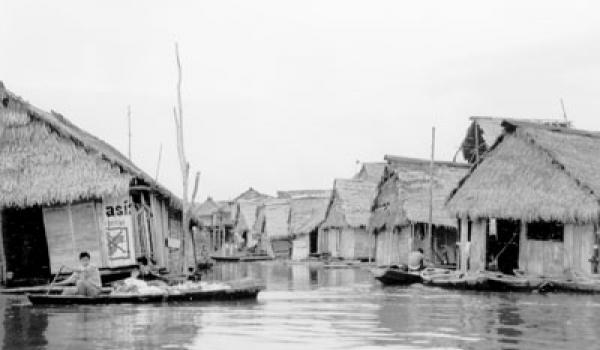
[55,251,102,296]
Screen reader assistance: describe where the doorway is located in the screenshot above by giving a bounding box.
[2,207,51,285]
[309,228,318,254]
[489,219,521,274]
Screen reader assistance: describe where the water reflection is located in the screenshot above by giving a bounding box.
[2,262,600,349]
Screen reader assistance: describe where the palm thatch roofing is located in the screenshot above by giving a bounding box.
[254,199,291,240]
[289,196,330,237]
[233,187,271,202]
[460,116,571,163]
[234,200,262,232]
[448,121,600,223]
[321,179,379,229]
[192,197,221,226]
[0,82,180,208]
[370,156,469,230]
[353,162,386,183]
[277,189,331,199]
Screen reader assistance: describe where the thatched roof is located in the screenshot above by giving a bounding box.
[370,156,469,230]
[321,179,379,229]
[461,116,571,163]
[254,199,291,239]
[234,187,271,201]
[353,162,386,183]
[289,196,330,236]
[448,121,600,223]
[277,189,331,199]
[0,83,179,208]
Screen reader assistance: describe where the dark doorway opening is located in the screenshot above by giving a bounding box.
[2,207,51,286]
[488,219,521,274]
[309,228,318,254]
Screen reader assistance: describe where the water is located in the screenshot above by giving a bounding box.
[1,262,600,350]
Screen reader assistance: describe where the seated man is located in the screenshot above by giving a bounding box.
[55,251,102,296]
[137,256,169,285]
[408,248,427,271]
[113,267,166,295]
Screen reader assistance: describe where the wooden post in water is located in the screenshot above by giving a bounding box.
[428,127,435,263]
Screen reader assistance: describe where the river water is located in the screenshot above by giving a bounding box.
[0,261,599,350]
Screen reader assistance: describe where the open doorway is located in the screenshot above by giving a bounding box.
[488,219,521,274]
[309,228,318,254]
[2,207,51,285]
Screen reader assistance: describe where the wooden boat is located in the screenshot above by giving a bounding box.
[371,267,422,285]
[27,284,265,305]
[210,255,242,262]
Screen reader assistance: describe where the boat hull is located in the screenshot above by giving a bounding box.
[27,286,264,305]
[372,268,423,285]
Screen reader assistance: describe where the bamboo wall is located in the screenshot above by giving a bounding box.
[292,235,310,260]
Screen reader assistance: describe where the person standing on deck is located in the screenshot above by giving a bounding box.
[55,251,102,296]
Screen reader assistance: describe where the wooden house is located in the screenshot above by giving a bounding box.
[0,83,186,285]
[288,195,330,260]
[319,179,379,260]
[369,156,469,266]
[232,187,271,249]
[254,198,292,258]
[447,120,600,276]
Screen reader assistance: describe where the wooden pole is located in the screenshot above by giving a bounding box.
[155,144,162,182]
[428,127,435,262]
[127,105,132,160]
[474,122,480,163]
[560,98,569,123]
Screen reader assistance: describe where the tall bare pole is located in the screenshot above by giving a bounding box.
[173,43,201,273]
[560,98,568,123]
[428,127,435,261]
[155,143,163,181]
[127,105,132,160]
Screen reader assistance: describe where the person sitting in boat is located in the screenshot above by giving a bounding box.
[137,256,169,284]
[113,267,166,295]
[408,248,427,271]
[55,251,102,296]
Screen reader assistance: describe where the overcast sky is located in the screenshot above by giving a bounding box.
[2,1,600,201]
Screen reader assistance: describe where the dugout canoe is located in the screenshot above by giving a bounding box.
[371,267,423,285]
[27,285,265,306]
[210,255,242,262]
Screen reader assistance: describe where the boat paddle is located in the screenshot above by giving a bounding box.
[46,265,65,295]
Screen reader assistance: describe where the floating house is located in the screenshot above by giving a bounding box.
[369,156,469,266]
[319,179,379,260]
[447,120,600,276]
[0,84,186,285]
[254,199,292,257]
[288,195,331,260]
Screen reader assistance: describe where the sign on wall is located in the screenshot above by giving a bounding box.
[103,196,136,267]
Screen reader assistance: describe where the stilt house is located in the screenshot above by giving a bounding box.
[447,121,600,277]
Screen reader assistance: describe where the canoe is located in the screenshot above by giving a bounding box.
[210,255,242,262]
[371,267,422,285]
[27,285,265,305]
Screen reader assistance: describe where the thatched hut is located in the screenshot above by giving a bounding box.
[277,189,331,199]
[459,116,571,163]
[254,198,292,257]
[447,120,600,276]
[319,179,379,260]
[0,83,185,285]
[369,156,469,266]
[288,195,330,260]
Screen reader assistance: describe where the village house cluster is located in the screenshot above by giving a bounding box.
[0,81,597,288]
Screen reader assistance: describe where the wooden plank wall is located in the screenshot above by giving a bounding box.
[43,202,103,272]
[459,218,469,272]
[563,224,594,275]
[353,228,370,259]
[469,220,487,272]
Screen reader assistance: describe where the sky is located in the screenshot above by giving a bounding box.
[2,0,600,201]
